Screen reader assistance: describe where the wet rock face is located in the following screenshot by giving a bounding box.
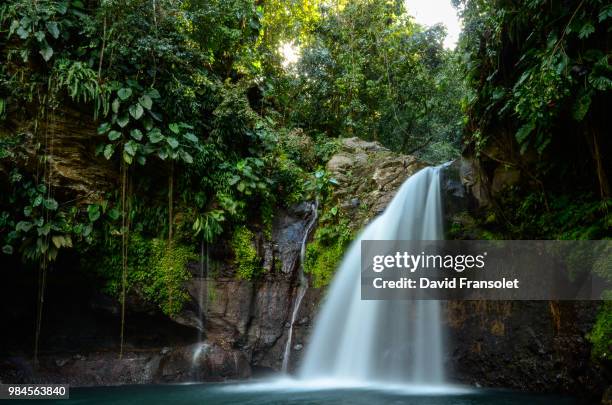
[156,342,251,382]
[444,301,606,399]
[0,344,250,386]
[175,204,319,373]
[0,106,115,202]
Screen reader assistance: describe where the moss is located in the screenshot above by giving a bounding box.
[305,238,346,288]
[588,301,612,361]
[88,234,195,317]
[304,206,354,288]
[231,226,262,280]
[138,240,195,316]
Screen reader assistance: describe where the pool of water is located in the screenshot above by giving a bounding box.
[36,379,577,405]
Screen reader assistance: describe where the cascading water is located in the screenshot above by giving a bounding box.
[299,166,446,385]
[282,201,319,372]
[191,240,209,379]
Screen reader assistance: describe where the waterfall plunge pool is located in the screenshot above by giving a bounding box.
[37,380,578,404]
[38,168,577,404]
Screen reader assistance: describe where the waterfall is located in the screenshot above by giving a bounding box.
[282,201,319,372]
[192,240,209,380]
[299,166,446,384]
[197,239,207,342]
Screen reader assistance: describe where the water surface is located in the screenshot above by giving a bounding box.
[40,380,577,405]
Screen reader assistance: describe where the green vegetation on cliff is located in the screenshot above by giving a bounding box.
[231,226,262,280]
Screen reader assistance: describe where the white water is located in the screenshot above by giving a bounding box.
[299,166,446,384]
[191,240,209,379]
[282,201,319,372]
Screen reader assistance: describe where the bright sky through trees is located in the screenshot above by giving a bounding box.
[405,0,461,48]
[281,0,462,67]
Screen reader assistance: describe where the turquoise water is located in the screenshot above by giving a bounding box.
[38,381,577,405]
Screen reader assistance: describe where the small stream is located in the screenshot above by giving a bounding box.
[281,200,318,372]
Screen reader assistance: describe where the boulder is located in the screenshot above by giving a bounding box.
[325,137,424,231]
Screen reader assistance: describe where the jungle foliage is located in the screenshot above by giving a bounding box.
[456,0,611,206]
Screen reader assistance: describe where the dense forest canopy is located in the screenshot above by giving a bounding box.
[454,0,610,240]
[0,0,610,363]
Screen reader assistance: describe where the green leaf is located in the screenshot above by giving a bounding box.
[157,149,168,160]
[599,5,612,22]
[118,88,132,100]
[229,175,240,185]
[573,92,592,121]
[103,143,115,159]
[124,140,138,157]
[516,122,535,145]
[9,20,19,37]
[137,155,146,166]
[146,88,161,99]
[117,114,129,128]
[44,198,59,210]
[97,122,111,134]
[52,235,72,248]
[112,98,120,114]
[2,245,13,255]
[108,130,122,141]
[183,132,199,143]
[166,137,179,149]
[38,223,51,236]
[46,21,60,39]
[88,205,101,222]
[34,31,46,42]
[123,152,133,164]
[589,74,612,91]
[51,235,64,249]
[130,129,143,141]
[180,150,193,164]
[56,2,68,14]
[82,225,92,238]
[16,221,33,233]
[16,26,29,39]
[39,45,54,62]
[142,116,154,131]
[108,208,120,220]
[129,103,144,120]
[138,95,153,110]
[578,23,595,39]
[33,195,43,207]
[169,123,180,134]
[147,128,164,143]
